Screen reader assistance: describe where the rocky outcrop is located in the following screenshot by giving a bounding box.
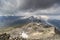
[54,28,60,34]
[0,23,60,40]
[0,33,10,40]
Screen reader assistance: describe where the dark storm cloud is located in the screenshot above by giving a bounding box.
[21,0,60,10]
[0,0,60,15]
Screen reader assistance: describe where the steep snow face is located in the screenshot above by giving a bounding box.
[32,15,41,19]
[20,15,49,22]
[20,16,30,19]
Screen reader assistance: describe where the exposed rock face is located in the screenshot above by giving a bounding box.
[55,28,60,34]
[0,22,60,40]
[21,23,55,39]
[0,33,10,40]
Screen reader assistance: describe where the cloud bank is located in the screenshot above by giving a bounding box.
[0,0,60,16]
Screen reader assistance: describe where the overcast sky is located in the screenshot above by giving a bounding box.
[0,0,60,19]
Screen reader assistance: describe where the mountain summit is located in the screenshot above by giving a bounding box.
[0,22,56,40]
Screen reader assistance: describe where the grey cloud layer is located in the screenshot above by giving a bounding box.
[0,0,60,15]
[21,0,60,10]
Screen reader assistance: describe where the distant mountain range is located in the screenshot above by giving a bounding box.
[0,16,22,27]
[9,16,43,26]
[0,16,60,29]
[48,19,60,30]
[0,16,42,27]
